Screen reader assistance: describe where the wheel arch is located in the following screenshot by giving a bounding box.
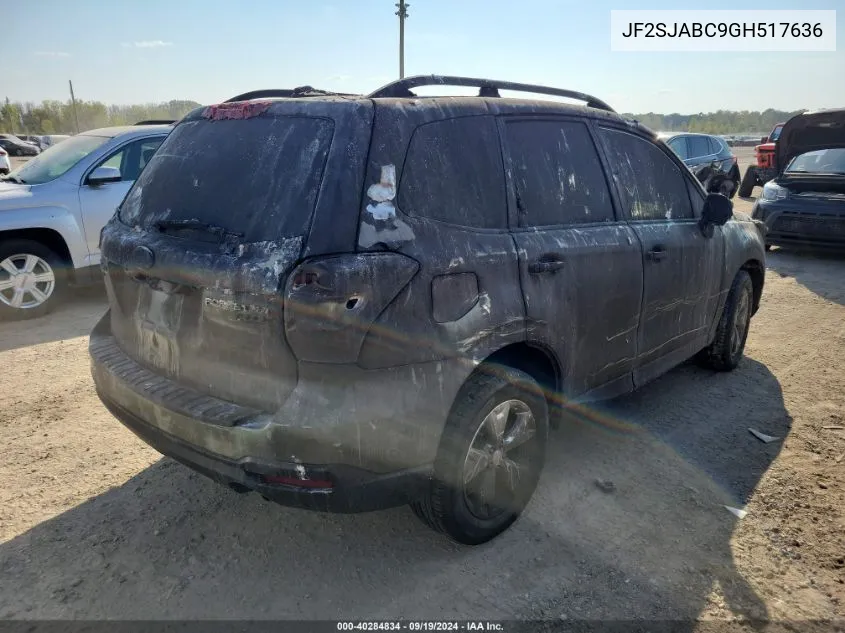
[740,258,765,314]
[0,228,73,267]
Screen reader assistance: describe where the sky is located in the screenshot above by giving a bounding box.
[2,0,843,114]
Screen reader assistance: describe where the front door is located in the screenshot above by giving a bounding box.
[78,136,164,261]
[502,118,643,399]
[597,126,724,386]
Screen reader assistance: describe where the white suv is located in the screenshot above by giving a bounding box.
[0,123,171,319]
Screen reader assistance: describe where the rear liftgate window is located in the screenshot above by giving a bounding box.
[119,116,334,242]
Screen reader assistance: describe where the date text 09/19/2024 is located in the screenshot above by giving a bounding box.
[337,623,504,631]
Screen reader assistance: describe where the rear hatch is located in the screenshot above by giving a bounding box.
[100,98,373,411]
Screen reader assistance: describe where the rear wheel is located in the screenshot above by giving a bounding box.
[697,270,753,372]
[411,367,549,545]
[738,167,757,198]
[0,240,66,320]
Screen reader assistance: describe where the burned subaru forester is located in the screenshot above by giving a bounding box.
[91,76,767,544]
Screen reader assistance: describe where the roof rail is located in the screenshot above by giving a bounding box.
[224,87,360,103]
[367,75,615,112]
[134,119,176,125]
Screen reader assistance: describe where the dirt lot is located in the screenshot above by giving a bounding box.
[0,148,843,624]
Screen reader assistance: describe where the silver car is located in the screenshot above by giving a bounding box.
[0,123,171,319]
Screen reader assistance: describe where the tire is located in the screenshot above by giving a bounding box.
[411,366,549,545]
[697,270,753,372]
[738,168,757,198]
[728,167,741,199]
[0,239,67,321]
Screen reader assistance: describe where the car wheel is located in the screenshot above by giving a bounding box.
[696,270,753,372]
[0,240,67,321]
[738,168,757,198]
[411,366,548,545]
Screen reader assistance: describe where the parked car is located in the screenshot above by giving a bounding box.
[752,109,845,251]
[0,134,40,156]
[660,132,740,198]
[0,123,171,319]
[41,134,72,149]
[0,147,10,175]
[738,122,786,197]
[16,134,45,150]
[90,76,766,545]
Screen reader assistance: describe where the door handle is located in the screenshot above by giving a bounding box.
[646,246,667,262]
[528,257,565,274]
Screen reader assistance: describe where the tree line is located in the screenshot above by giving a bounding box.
[1,97,804,136]
[1,98,202,135]
[620,108,805,135]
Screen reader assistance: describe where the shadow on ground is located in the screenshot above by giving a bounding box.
[0,286,107,353]
[765,248,845,306]
[0,358,789,624]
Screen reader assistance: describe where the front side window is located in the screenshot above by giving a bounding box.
[9,134,109,185]
[505,119,614,227]
[599,128,693,221]
[94,137,165,182]
[398,116,506,229]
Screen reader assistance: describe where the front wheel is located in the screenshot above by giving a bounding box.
[411,367,549,545]
[0,240,67,320]
[697,270,753,372]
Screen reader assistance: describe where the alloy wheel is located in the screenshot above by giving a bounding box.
[0,253,56,310]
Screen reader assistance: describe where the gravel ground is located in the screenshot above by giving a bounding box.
[0,147,842,625]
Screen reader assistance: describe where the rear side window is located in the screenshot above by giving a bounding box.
[119,116,333,242]
[708,137,724,154]
[599,128,693,221]
[398,116,505,229]
[505,119,614,227]
[688,135,711,158]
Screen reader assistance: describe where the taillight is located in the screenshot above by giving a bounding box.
[284,253,419,363]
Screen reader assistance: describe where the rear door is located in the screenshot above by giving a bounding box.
[503,117,643,399]
[597,126,724,386]
[78,135,165,260]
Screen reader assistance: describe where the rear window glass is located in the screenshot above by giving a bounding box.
[398,116,506,229]
[119,116,334,242]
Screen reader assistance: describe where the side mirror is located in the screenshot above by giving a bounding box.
[87,166,121,186]
[699,193,733,236]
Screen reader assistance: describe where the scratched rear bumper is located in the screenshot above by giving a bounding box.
[89,311,466,510]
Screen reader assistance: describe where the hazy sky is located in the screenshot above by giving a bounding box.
[2,0,843,114]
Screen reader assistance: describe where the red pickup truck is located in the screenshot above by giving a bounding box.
[738,122,785,197]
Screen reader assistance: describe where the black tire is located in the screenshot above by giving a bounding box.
[738,168,757,198]
[411,366,549,545]
[0,239,67,321]
[728,167,741,199]
[697,270,753,372]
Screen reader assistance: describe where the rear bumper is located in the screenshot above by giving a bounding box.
[98,392,430,512]
[89,312,464,512]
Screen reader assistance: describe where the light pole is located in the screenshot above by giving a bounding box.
[395,1,409,79]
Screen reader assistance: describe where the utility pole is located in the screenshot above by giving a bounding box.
[68,80,80,134]
[395,1,409,79]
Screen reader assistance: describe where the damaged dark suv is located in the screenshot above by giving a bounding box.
[91,76,767,544]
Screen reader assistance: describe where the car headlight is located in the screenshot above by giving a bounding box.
[761,181,789,201]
